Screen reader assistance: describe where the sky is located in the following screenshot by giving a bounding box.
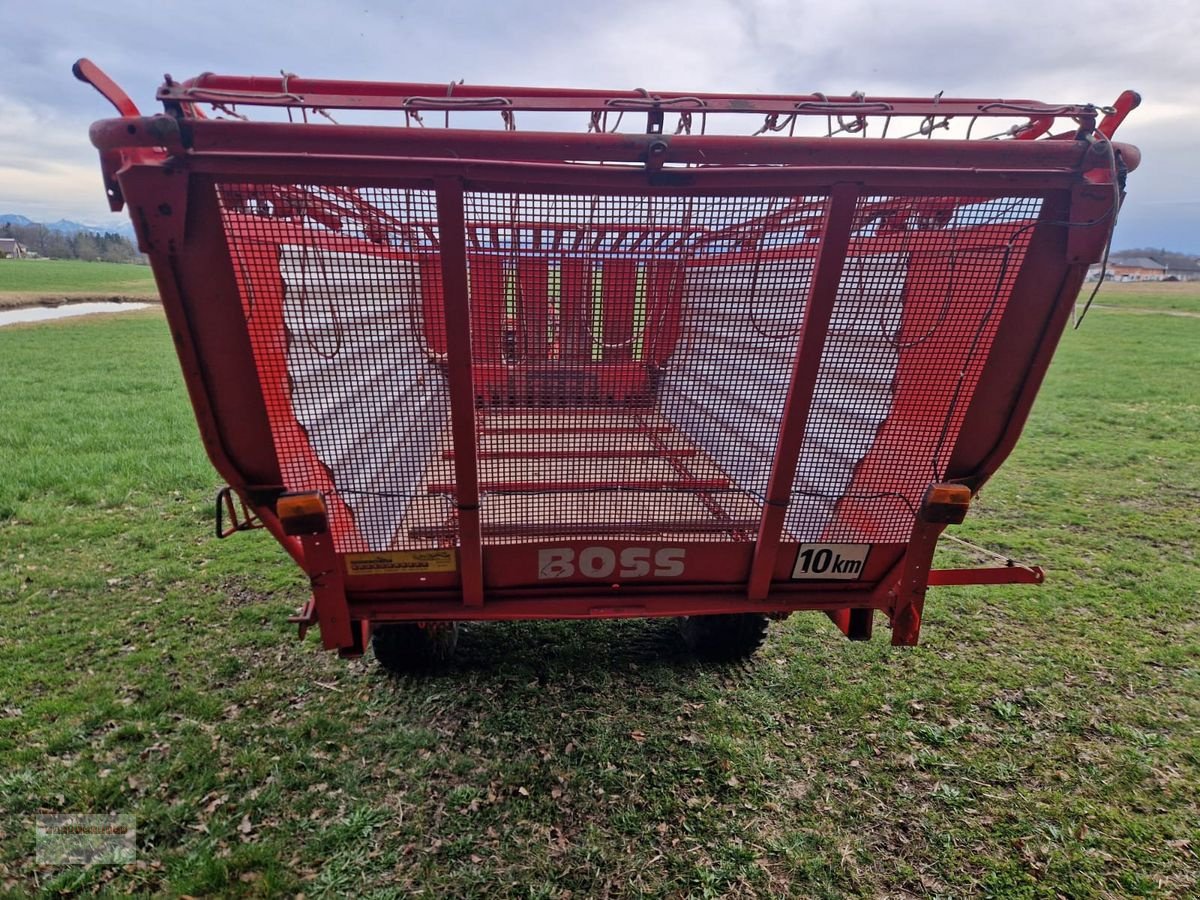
[1,0,1196,252]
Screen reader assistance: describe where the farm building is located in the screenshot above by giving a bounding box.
[0,238,27,259]
[1108,257,1167,281]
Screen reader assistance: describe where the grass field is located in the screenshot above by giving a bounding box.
[0,285,1197,897]
[0,259,157,308]
[1085,280,1200,316]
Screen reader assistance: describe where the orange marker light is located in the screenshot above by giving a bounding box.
[277,491,329,536]
[921,483,972,524]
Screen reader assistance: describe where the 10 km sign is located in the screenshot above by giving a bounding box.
[791,543,870,580]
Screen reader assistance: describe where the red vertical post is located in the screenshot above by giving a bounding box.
[889,518,944,645]
[746,183,860,601]
[560,258,593,361]
[642,261,684,366]
[601,258,637,362]
[299,530,355,649]
[468,253,506,363]
[435,181,485,607]
[891,483,970,645]
[517,257,550,361]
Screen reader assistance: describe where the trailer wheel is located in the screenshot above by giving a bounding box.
[678,613,769,662]
[372,622,458,674]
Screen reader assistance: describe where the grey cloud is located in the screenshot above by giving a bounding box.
[0,0,1194,248]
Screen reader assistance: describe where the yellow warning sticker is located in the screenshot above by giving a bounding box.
[344,550,457,576]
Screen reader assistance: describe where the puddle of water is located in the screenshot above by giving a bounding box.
[0,302,152,328]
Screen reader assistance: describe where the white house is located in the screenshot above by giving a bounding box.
[0,238,27,259]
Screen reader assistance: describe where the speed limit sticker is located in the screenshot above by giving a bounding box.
[791,543,870,580]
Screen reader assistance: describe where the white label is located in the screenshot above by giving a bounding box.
[538,547,686,580]
[791,543,870,580]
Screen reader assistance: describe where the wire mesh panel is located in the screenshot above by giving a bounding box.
[451,192,831,546]
[804,194,1044,543]
[217,184,450,553]
[215,180,1047,558]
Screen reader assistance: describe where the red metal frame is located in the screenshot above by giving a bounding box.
[79,61,1139,656]
[158,73,1106,126]
[434,181,485,608]
[747,182,858,601]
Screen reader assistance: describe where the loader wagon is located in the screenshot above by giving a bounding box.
[77,61,1140,670]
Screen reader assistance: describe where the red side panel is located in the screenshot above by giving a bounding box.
[420,254,447,357]
[828,220,1036,541]
[222,214,367,549]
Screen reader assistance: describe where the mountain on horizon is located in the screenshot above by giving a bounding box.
[1,213,137,241]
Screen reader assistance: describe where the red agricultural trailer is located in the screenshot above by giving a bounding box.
[78,61,1139,670]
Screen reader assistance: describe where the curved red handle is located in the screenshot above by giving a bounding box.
[1098,90,1141,139]
[74,58,140,117]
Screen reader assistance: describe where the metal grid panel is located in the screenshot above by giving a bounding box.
[217,184,450,553]
[216,183,1042,555]
[799,194,1044,543]
[457,192,830,546]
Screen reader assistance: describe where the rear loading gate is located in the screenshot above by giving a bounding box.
[80,62,1139,655]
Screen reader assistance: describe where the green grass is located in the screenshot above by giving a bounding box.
[1086,280,1200,315]
[0,259,157,307]
[0,292,1197,896]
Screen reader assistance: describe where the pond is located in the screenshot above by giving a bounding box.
[0,302,152,328]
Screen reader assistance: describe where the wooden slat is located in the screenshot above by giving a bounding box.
[426,450,731,485]
[411,519,759,540]
[480,410,672,430]
[478,424,674,436]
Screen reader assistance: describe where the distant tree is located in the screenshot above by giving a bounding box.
[71,231,101,262]
[0,220,144,263]
[96,231,141,263]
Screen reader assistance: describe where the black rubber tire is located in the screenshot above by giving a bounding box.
[677,613,769,662]
[372,622,459,674]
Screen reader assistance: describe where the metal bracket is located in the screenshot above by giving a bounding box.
[928,533,1044,586]
[118,162,190,255]
[214,485,263,539]
[301,532,355,649]
[287,598,317,640]
[888,483,971,645]
[644,138,669,172]
[928,565,1044,586]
